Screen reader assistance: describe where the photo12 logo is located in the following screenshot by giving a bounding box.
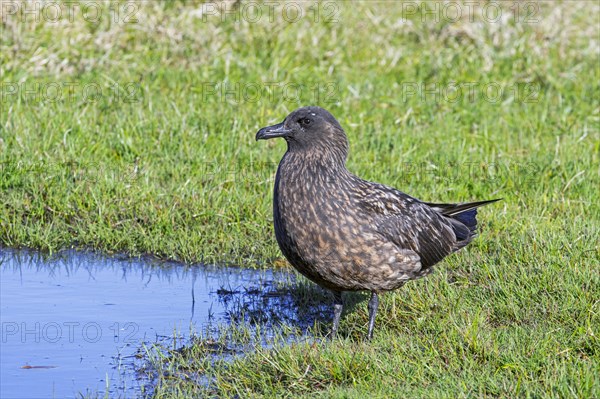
[199,82,339,104]
[396,161,540,186]
[400,81,540,104]
[399,1,540,24]
[196,1,340,23]
[1,81,142,104]
[2,321,140,344]
[0,160,143,186]
[1,1,140,24]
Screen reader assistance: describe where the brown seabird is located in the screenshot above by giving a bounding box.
[256,106,500,339]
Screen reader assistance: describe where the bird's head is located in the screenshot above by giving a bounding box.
[256,106,349,162]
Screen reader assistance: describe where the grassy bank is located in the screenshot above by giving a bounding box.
[1,1,599,397]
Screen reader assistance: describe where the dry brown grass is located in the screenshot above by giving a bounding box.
[2,1,598,79]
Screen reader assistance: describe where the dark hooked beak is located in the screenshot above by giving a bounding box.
[256,122,292,141]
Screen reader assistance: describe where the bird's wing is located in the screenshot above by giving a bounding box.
[424,199,501,217]
[424,199,501,247]
[356,184,458,268]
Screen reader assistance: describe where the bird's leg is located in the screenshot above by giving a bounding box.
[331,291,343,338]
[367,292,379,340]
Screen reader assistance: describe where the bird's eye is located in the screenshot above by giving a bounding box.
[299,118,311,125]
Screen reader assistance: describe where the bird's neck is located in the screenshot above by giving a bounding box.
[285,135,349,166]
[281,146,350,179]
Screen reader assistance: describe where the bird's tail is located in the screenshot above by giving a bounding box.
[426,199,501,245]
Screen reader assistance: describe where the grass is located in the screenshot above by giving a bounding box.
[1,1,599,398]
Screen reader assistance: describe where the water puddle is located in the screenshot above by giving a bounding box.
[0,249,331,398]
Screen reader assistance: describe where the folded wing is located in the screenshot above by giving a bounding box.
[359,184,500,269]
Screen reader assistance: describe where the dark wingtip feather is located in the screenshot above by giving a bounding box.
[452,198,501,231]
[425,198,501,245]
[426,198,502,216]
[453,208,479,232]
